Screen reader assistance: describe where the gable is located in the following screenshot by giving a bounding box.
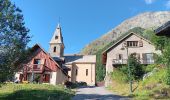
[23,44,68,77]
[102,32,153,54]
[102,32,155,64]
[26,46,58,71]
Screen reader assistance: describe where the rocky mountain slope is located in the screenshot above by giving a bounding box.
[80,11,170,55]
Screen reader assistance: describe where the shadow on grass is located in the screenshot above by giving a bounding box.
[0,89,74,100]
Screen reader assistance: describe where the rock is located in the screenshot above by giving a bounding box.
[143,68,159,80]
[80,11,170,55]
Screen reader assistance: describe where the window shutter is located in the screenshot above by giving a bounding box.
[123,41,127,47]
[121,54,123,60]
[139,40,143,47]
[116,54,119,60]
[136,53,140,60]
[41,59,46,65]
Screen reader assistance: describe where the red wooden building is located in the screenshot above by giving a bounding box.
[15,44,69,85]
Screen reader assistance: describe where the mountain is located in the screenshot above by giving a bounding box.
[80,11,170,55]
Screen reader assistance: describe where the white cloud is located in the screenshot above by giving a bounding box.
[166,0,170,9]
[145,0,155,4]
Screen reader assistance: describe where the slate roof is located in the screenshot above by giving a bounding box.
[64,55,96,64]
[155,21,170,36]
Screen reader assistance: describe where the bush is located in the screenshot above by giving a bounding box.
[166,67,170,85]
[119,65,128,75]
[143,64,157,73]
[111,69,128,83]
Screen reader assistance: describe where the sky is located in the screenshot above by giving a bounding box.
[11,0,170,54]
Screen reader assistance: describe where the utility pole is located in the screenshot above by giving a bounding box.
[126,47,132,94]
[121,41,132,94]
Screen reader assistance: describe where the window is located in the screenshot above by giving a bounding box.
[118,54,123,60]
[55,36,58,40]
[86,69,88,76]
[34,59,41,64]
[127,41,138,47]
[33,59,41,69]
[142,53,154,64]
[53,46,56,52]
[76,69,78,76]
[43,74,50,83]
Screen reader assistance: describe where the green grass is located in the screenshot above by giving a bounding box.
[0,83,75,100]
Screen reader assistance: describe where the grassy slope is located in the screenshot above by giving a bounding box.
[108,65,170,99]
[0,84,75,100]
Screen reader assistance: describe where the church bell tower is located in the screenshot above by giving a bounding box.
[49,24,64,57]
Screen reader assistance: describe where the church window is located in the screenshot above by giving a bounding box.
[55,36,58,40]
[76,69,78,76]
[53,46,56,52]
[86,69,88,76]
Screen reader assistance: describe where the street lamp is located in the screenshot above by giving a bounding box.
[121,42,132,94]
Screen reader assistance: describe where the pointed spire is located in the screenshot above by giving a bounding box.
[50,23,64,44]
[57,23,60,29]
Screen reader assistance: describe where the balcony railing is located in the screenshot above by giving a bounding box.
[112,59,154,65]
[22,64,44,73]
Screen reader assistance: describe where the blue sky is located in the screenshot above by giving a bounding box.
[12,0,170,54]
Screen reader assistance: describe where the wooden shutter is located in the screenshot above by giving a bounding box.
[41,59,46,65]
[136,53,140,60]
[139,40,143,47]
[116,54,119,60]
[123,41,127,47]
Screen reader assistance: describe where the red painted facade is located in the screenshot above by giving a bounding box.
[20,44,65,83]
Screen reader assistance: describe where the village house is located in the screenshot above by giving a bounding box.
[102,32,160,86]
[14,44,69,85]
[155,21,170,37]
[15,24,96,86]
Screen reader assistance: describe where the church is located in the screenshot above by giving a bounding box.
[15,24,96,86]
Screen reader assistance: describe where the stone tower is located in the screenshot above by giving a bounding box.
[49,24,64,57]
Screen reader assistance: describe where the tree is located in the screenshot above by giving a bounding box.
[161,40,170,85]
[95,49,105,82]
[0,0,30,82]
[128,53,144,80]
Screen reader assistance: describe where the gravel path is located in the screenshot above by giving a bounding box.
[72,86,130,100]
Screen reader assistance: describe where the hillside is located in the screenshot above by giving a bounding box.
[80,11,170,55]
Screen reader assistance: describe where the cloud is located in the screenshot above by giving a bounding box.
[144,0,155,4]
[166,0,170,9]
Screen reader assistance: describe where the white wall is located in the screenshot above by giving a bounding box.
[50,72,57,85]
[56,69,68,84]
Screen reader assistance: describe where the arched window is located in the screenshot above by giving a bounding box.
[55,36,58,40]
[76,69,78,76]
[53,46,56,52]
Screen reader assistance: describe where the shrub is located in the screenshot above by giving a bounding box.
[143,64,157,73]
[111,69,128,83]
[166,67,170,85]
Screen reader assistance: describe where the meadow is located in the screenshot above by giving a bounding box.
[0,83,75,100]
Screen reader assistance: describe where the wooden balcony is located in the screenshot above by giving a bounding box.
[22,64,44,73]
[112,59,154,65]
